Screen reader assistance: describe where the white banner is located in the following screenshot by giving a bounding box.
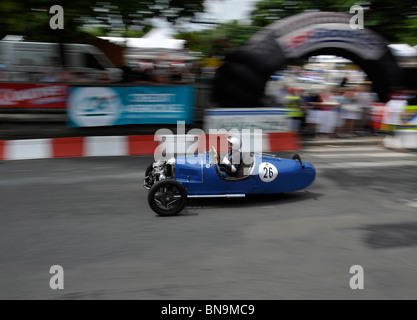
[204,108,292,133]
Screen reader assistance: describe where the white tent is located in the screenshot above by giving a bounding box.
[308,55,352,64]
[2,35,25,41]
[100,28,185,50]
[388,44,417,57]
[388,44,417,68]
[99,28,198,61]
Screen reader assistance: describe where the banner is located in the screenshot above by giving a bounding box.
[68,86,195,127]
[278,23,386,61]
[397,105,417,130]
[0,83,67,109]
[204,108,292,133]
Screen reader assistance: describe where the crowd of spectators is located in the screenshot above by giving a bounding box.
[263,63,417,138]
[120,60,215,85]
[271,80,417,139]
[271,83,383,138]
[2,55,416,140]
[0,59,215,84]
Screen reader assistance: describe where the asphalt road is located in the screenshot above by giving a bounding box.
[1,146,417,300]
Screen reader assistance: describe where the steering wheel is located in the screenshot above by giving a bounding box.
[211,146,220,165]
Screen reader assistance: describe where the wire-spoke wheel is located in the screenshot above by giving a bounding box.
[148,180,187,216]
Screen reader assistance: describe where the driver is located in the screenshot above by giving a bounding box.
[219,136,242,177]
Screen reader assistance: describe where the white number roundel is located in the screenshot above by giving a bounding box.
[259,163,278,182]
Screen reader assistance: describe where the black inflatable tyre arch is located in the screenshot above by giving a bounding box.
[213,11,403,107]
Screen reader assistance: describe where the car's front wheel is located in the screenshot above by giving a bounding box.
[148,180,187,216]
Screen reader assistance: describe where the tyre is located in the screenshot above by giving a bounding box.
[148,180,187,216]
[213,11,402,106]
[213,46,284,108]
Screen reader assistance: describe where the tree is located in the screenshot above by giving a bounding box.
[365,0,417,45]
[177,21,260,58]
[0,0,205,41]
[250,0,417,45]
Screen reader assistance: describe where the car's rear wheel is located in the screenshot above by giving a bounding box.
[148,180,187,216]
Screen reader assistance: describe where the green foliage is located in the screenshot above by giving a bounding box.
[0,0,205,42]
[365,0,417,45]
[177,21,260,58]
[2,0,417,56]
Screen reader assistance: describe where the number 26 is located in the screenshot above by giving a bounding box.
[263,167,274,179]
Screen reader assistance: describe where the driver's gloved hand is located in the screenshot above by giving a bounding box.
[222,156,231,166]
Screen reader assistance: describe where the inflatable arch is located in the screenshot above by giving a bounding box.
[213,12,404,107]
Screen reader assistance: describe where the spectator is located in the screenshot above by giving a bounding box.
[356,85,379,133]
[316,88,341,138]
[304,89,321,137]
[283,88,304,133]
[39,66,60,82]
[384,90,409,130]
[340,89,361,136]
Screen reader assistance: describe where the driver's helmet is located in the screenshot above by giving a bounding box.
[228,136,241,152]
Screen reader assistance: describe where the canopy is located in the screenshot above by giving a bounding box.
[100,28,185,50]
[99,28,198,61]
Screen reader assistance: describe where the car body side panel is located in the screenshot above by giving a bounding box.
[175,155,203,183]
[176,152,315,196]
[251,155,316,194]
[179,152,258,195]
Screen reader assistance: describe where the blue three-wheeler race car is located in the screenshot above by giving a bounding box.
[143,146,316,216]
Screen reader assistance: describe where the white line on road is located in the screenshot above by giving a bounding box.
[316,160,417,169]
[0,173,140,187]
[303,146,386,153]
[310,152,417,158]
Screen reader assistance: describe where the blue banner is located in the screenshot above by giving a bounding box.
[68,86,195,127]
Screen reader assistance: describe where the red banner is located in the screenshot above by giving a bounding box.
[0,83,67,109]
